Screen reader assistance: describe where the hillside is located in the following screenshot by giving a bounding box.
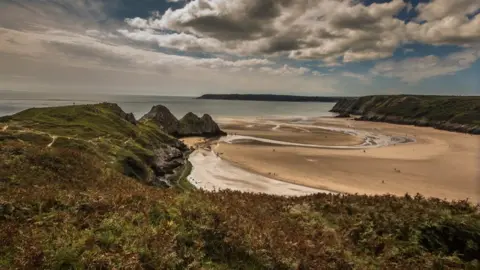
[0,103,479,269]
[331,95,480,134]
[198,94,344,102]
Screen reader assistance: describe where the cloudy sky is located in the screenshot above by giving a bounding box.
[0,0,479,96]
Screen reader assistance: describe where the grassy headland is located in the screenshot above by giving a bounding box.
[0,103,479,269]
[331,95,480,134]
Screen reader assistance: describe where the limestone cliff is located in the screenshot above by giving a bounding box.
[331,96,480,134]
[140,105,179,134]
[141,106,226,137]
[177,112,225,137]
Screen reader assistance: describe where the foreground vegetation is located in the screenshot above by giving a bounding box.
[1,104,479,269]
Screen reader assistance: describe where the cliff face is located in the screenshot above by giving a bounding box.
[141,106,226,137]
[177,113,225,137]
[331,96,480,134]
[140,105,179,134]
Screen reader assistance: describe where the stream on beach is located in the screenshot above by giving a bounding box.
[187,117,415,196]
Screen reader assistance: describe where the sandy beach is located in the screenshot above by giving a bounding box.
[208,117,480,202]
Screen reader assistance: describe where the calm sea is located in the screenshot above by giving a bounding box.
[0,91,336,119]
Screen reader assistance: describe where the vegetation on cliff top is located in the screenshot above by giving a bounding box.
[331,95,480,131]
[0,103,183,185]
[1,103,479,269]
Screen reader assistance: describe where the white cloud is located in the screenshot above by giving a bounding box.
[1,0,479,95]
[124,0,409,63]
[122,0,480,64]
[415,0,480,21]
[371,48,480,83]
[341,72,371,83]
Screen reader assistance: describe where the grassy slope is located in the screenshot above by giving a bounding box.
[0,103,181,184]
[333,95,480,126]
[1,104,480,269]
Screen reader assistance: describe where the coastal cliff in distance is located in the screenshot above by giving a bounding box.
[198,94,344,102]
[331,95,480,134]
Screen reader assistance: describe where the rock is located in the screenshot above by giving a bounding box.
[140,105,180,134]
[100,102,137,125]
[177,113,225,137]
[140,105,225,137]
[335,112,351,118]
[201,114,225,135]
[124,113,137,125]
[150,146,186,180]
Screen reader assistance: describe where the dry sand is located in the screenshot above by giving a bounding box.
[181,137,207,147]
[216,117,480,202]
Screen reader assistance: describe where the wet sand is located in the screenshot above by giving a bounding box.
[215,117,480,202]
[221,119,363,146]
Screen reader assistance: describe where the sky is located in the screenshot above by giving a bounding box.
[0,0,479,96]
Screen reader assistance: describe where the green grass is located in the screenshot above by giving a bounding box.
[333,95,480,126]
[1,103,479,269]
[177,161,195,192]
[1,103,186,185]
[0,142,478,269]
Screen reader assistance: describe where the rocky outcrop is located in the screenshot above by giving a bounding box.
[149,145,188,187]
[124,113,137,125]
[100,102,137,125]
[331,96,480,134]
[141,106,226,137]
[177,113,226,137]
[140,105,179,134]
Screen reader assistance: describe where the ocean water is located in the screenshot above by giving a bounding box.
[0,91,336,119]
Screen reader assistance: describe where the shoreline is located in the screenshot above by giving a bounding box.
[185,116,480,202]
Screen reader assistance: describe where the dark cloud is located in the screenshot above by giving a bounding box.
[261,38,300,54]
[246,0,292,20]
[45,41,136,68]
[330,12,380,30]
[182,15,265,40]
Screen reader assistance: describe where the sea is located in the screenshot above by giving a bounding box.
[0,91,336,119]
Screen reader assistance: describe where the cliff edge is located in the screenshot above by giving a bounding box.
[331,95,480,134]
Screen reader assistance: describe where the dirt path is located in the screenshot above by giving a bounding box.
[47,136,58,148]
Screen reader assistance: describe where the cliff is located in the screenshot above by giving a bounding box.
[198,94,344,102]
[331,95,480,134]
[141,105,226,137]
[0,103,189,187]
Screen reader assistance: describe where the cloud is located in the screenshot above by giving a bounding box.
[415,0,480,21]
[406,0,480,46]
[1,0,479,95]
[122,0,480,64]
[123,0,409,64]
[371,48,480,83]
[341,72,371,83]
